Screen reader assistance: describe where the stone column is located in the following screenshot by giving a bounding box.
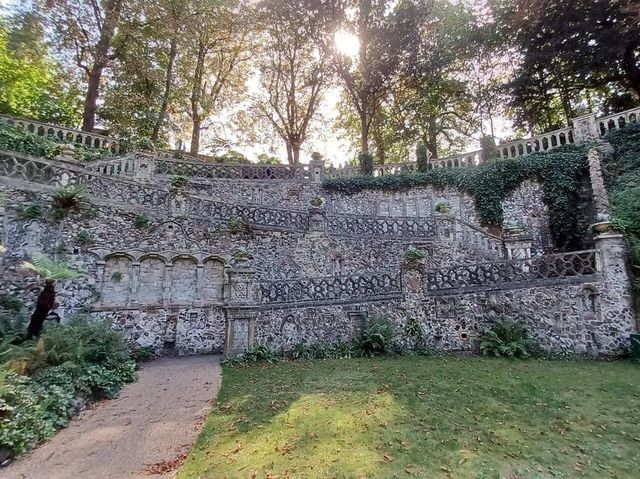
[503,234,533,260]
[133,151,155,180]
[309,152,325,184]
[594,233,637,342]
[224,262,260,357]
[587,144,613,215]
[572,112,599,144]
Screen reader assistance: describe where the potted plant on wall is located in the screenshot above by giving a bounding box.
[233,247,252,265]
[434,202,451,214]
[310,196,325,208]
[503,221,525,235]
[591,212,612,234]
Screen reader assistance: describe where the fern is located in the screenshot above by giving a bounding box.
[20,253,81,281]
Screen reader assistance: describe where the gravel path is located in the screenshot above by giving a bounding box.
[4,355,222,479]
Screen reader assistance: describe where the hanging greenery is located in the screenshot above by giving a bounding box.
[323,145,588,249]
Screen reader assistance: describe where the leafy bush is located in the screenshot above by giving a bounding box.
[403,247,425,266]
[75,231,93,246]
[170,175,190,189]
[16,203,43,220]
[0,124,60,159]
[133,213,150,229]
[225,345,278,365]
[52,184,85,209]
[227,216,253,235]
[0,317,137,458]
[479,316,531,358]
[359,316,396,357]
[324,145,588,250]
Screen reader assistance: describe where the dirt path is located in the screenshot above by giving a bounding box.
[4,355,222,479]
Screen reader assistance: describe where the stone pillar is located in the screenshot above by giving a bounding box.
[503,234,533,260]
[309,152,325,184]
[587,144,613,215]
[594,233,637,339]
[572,112,599,144]
[133,151,155,180]
[130,262,141,304]
[224,262,260,357]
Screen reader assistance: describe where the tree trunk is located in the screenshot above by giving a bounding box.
[622,46,640,98]
[27,280,55,339]
[80,0,124,132]
[425,119,438,159]
[285,143,294,164]
[189,41,206,155]
[82,67,103,132]
[292,144,301,165]
[152,37,178,143]
[359,109,369,155]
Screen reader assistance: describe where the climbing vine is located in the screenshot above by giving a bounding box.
[323,145,588,249]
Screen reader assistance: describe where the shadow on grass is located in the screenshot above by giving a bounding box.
[179,356,640,479]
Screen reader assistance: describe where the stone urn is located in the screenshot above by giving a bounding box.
[591,221,612,234]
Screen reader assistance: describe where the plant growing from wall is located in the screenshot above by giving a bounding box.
[51,184,85,210]
[404,316,423,349]
[227,216,253,235]
[75,231,94,246]
[110,272,123,283]
[479,315,532,358]
[323,145,588,250]
[403,247,425,267]
[133,213,150,229]
[310,196,325,207]
[16,203,43,220]
[170,175,190,189]
[21,254,81,339]
[434,202,451,214]
[233,247,252,260]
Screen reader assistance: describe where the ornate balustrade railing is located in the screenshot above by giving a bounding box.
[597,106,640,136]
[0,114,120,153]
[260,271,403,306]
[188,196,309,231]
[0,151,84,187]
[155,156,309,180]
[455,219,506,258]
[326,213,436,239]
[497,127,575,160]
[424,249,598,292]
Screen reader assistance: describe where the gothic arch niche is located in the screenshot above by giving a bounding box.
[280,315,301,351]
[580,285,599,318]
[202,257,225,302]
[138,255,166,305]
[102,254,133,305]
[170,256,198,304]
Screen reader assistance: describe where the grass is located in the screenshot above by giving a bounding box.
[178,357,640,479]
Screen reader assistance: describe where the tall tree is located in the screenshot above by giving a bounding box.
[251,0,330,165]
[43,0,127,132]
[493,0,640,129]
[0,10,82,125]
[313,0,422,157]
[181,0,250,155]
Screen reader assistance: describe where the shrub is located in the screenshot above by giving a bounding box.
[359,316,396,356]
[133,213,150,229]
[403,247,425,266]
[479,315,531,358]
[76,231,93,246]
[170,175,190,189]
[226,345,278,365]
[358,152,374,175]
[0,124,61,159]
[16,203,43,220]
[404,317,423,345]
[435,202,451,214]
[131,345,155,362]
[52,184,85,210]
[227,216,253,235]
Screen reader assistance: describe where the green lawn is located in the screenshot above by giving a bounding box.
[178,357,640,479]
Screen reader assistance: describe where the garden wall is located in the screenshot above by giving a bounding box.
[0,148,635,356]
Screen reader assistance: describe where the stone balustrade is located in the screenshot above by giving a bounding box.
[0,114,120,153]
[497,127,575,159]
[597,106,640,136]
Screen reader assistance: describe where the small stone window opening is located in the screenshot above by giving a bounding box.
[581,286,599,314]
